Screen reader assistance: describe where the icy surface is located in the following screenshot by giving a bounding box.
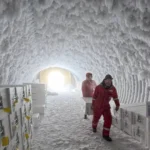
[0,0,150,84]
[31,93,147,150]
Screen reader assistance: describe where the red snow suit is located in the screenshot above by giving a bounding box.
[92,84,120,136]
[82,80,96,97]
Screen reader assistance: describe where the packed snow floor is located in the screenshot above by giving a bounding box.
[31,92,147,150]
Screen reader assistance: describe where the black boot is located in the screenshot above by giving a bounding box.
[103,136,112,142]
[84,114,87,119]
[93,128,97,133]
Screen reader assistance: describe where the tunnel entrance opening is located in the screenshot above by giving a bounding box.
[36,67,77,93]
[48,70,65,92]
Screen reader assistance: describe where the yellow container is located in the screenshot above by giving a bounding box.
[2,136,9,146]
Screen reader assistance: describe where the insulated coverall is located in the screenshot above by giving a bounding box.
[92,84,120,136]
[82,80,96,97]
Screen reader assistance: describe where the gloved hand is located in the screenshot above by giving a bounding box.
[115,106,119,111]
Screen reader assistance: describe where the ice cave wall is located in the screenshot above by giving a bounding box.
[0,0,150,103]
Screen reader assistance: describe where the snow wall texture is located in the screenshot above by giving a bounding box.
[0,0,150,104]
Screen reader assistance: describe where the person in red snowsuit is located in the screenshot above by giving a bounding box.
[82,73,97,119]
[82,73,97,97]
[92,74,120,142]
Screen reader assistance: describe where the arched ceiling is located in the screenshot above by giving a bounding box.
[0,0,150,84]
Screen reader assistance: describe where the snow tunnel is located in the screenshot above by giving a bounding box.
[1,0,150,149]
[1,0,150,104]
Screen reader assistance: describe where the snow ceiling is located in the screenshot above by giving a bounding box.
[0,0,150,84]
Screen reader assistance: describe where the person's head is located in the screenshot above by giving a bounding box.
[86,72,92,80]
[103,74,113,87]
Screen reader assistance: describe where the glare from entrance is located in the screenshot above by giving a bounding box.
[48,71,65,92]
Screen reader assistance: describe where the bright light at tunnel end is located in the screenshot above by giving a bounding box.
[48,71,65,92]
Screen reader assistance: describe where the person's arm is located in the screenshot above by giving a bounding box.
[112,87,120,111]
[82,81,86,97]
[92,86,98,109]
[93,80,97,87]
